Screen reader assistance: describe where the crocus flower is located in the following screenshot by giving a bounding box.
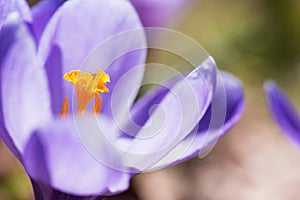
[0,0,244,199]
[265,81,300,150]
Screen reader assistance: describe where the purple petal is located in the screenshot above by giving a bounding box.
[264,81,300,149]
[150,71,245,169]
[23,116,130,196]
[31,0,65,43]
[130,0,195,27]
[120,56,217,172]
[122,74,180,134]
[0,0,31,30]
[38,0,147,117]
[0,15,51,156]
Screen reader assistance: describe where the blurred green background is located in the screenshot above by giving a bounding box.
[1,0,300,199]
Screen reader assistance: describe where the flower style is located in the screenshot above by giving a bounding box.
[265,81,300,150]
[0,0,245,199]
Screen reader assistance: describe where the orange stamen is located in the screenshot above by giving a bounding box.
[60,96,69,117]
[60,69,110,116]
[93,96,102,115]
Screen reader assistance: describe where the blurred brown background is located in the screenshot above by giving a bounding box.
[1,0,300,199]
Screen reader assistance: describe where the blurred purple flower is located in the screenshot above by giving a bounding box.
[129,0,196,27]
[0,0,244,199]
[265,81,300,150]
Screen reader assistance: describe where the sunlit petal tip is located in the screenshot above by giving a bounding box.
[0,0,31,30]
[264,80,277,93]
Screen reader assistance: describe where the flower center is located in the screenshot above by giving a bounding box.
[60,69,110,117]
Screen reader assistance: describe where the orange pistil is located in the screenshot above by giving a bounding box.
[60,69,110,116]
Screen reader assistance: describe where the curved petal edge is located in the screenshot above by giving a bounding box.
[264,80,300,149]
